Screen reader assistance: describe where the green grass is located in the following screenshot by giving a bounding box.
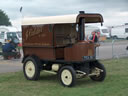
[0,58,128,96]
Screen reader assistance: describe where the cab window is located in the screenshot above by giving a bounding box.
[7,32,18,40]
[0,32,5,39]
[102,29,108,33]
[125,28,128,33]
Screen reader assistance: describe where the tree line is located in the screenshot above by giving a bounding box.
[0,9,12,26]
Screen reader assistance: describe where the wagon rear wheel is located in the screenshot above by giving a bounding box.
[23,56,41,80]
[90,62,106,81]
[58,66,76,87]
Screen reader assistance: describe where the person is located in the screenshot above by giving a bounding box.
[2,40,17,59]
[97,32,100,39]
[87,31,99,43]
[87,31,100,58]
[2,40,16,52]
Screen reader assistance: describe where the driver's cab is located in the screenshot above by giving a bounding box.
[0,26,20,45]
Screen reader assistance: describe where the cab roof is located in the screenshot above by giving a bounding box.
[0,26,18,32]
[22,13,103,25]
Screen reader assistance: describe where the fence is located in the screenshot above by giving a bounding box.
[0,39,128,60]
[96,39,128,60]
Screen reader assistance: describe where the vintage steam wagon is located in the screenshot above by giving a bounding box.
[22,11,106,87]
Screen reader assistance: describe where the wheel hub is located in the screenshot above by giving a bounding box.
[65,76,68,79]
[89,67,103,77]
[29,68,32,71]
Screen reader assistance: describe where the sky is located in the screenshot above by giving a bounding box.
[0,0,128,30]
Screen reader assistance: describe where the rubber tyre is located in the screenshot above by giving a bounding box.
[112,36,118,39]
[90,62,106,81]
[23,56,41,80]
[15,52,21,59]
[126,37,128,40]
[0,42,2,47]
[58,66,76,87]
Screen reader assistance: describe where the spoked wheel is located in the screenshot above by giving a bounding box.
[23,56,41,80]
[58,66,76,87]
[90,62,106,81]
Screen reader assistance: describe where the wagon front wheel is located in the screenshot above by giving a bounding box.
[23,56,41,80]
[58,66,76,87]
[90,62,106,81]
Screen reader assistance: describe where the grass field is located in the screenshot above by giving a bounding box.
[0,58,128,96]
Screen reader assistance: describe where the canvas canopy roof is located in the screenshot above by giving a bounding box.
[22,13,103,25]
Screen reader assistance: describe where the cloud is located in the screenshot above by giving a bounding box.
[0,0,128,29]
[11,18,22,31]
[20,0,128,16]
